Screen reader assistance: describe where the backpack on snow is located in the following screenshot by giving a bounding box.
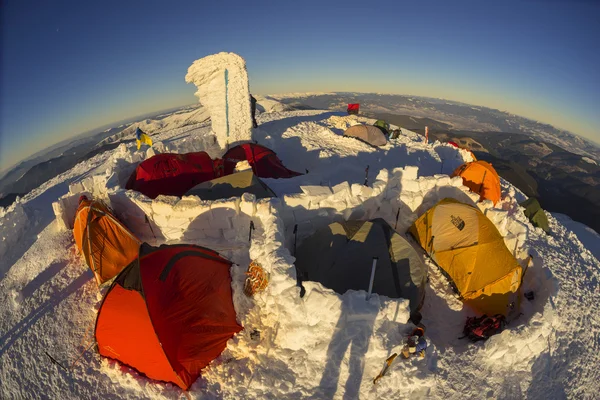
[460,314,506,341]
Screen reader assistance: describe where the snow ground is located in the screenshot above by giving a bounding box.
[1,105,599,400]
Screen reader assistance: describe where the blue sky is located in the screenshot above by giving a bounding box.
[1,0,599,171]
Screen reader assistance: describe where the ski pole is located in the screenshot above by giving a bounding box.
[366,257,378,301]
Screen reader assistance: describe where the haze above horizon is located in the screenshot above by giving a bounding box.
[1,0,599,171]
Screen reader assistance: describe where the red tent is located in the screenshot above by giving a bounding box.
[347,103,360,115]
[95,243,242,390]
[126,152,217,199]
[222,143,302,179]
[448,141,459,148]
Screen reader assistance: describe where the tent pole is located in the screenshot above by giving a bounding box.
[366,257,378,301]
[394,208,401,230]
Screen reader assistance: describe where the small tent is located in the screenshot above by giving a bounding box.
[452,160,501,205]
[222,143,302,178]
[73,197,141,285]
[347,103,360,115]
[185,170,276,200]
[520,197,550,233]
[126,152,217,199]
[343,125,388,147]
[409,198,522,315]
[295,219,427,312]
[95,243,242,390]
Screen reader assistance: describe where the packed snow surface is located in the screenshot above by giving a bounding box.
[1,106,599,400]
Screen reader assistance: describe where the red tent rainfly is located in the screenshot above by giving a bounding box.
[126,152,217,199]
[95,243,243,390]
[222,143,302,179]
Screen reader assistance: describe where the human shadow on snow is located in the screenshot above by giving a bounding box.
[0,269,93,357]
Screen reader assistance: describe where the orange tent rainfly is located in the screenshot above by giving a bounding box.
[73,196,140,285]
[452,160,501,205]
[409,198,523,315]
[95,243,243,390]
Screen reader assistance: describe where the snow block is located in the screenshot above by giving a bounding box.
[300,186,333,197]
[240,193,256,216]
[402,165,419,181]
[152,196,180,215]
[185,52,253,149]
[283,194,311,209]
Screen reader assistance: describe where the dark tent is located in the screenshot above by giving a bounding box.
[126,152,217,199]
[222,143,302,179]
[295,219,427,312]
[185,170,276,200]
[95,243,242,390]
[520,197,550,233]
[343,125,388,147]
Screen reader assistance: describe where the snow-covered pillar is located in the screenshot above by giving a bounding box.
[185,52,253,150]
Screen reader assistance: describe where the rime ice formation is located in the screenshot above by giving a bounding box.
[185,52,252,150]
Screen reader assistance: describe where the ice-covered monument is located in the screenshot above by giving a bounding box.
[185,52,253,150]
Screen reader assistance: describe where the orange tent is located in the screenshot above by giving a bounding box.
[73,196,140,285]
[452,160,501,205]
[95,243,243,390]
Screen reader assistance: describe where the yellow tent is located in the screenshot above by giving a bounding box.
[409,198,522,315]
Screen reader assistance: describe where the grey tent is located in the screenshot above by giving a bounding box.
[185,170,275,200]
[520,197,550,233]
[343,125,387,147]
[295,218,427,312]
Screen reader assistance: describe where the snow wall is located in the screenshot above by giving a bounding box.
[0,202,30,270]
[185,52,253,150]
[49,147,558,372]
[52,159,530,267]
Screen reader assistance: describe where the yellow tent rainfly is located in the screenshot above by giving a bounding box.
[409,198,522,316]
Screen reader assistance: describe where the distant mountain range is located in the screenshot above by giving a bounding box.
[275,93,600,233]
[2,92,599,235]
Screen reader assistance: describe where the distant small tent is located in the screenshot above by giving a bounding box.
[410,198,522,315]
[73,196,140,285]
[347,103,360,115]
[185,170,276,200]
[95,243,242,390]
[126,152,217,199]
[295,219,427,312]
[452,160,501,205]
[343,125,388,147]
[222,143,302,179]
[520,197,550,233]
[373,120,390,135]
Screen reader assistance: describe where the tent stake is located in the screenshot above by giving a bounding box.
[293,224,306,298]
[45,352,68,371]
[248,221,255,242]
[364,165,370,186]
[366,257,378,301]
[394,208,401,230]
